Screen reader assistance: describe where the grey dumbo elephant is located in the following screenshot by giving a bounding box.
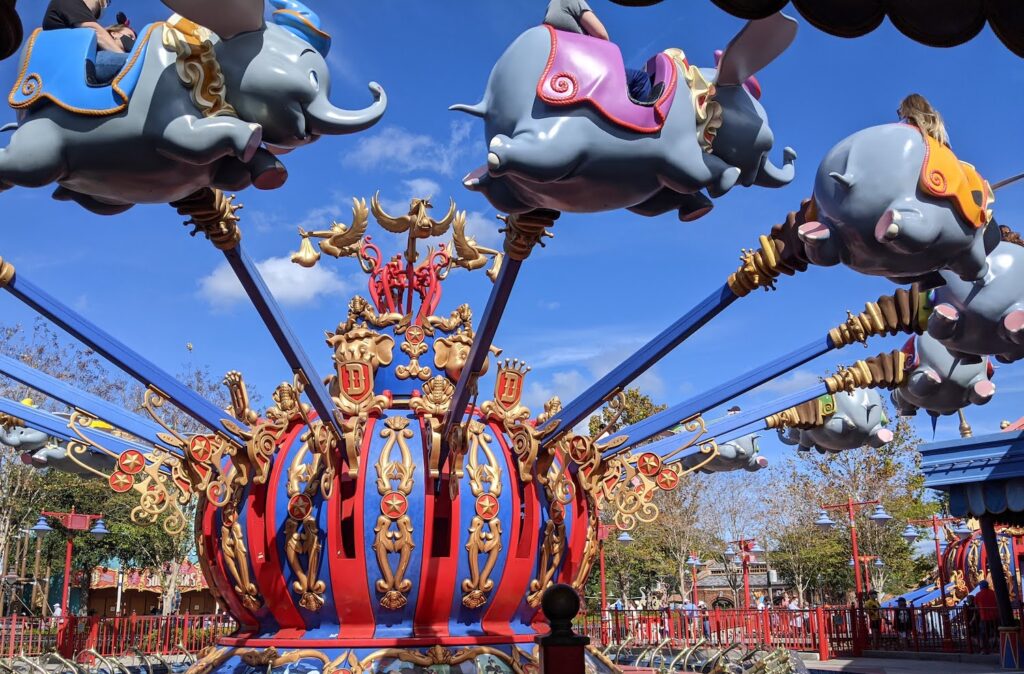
[928,237,1024,364]
[682,433,767,473]
[891,333,995,417]
[1,424,115,477]
[0,0,386,214]
[452,13,797,219]
[798,124,998,284]
[777,389,892,454]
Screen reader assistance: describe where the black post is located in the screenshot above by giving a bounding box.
[536,584,589,674]
[979,514,1015,627]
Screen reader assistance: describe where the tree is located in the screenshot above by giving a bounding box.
[0,320,229,614]
[587,388,667,438]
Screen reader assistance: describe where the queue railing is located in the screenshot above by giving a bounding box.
[0,614,236,660]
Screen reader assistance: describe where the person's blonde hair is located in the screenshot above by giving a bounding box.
[898,93,950,147]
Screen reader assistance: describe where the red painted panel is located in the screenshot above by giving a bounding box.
[559,457,589,585]
[249,422,305,635]
[201,497,257,630]
[413,413,461,637]
[328,416,377,638]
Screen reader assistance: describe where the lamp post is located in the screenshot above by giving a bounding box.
[815,499,891,605]
[725,539,763,610]
[686,553,703,604]
[904,516,968,650]
[31,507,109,616]
[849,555,884,593]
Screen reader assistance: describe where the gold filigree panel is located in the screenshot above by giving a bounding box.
[373,417,416,610]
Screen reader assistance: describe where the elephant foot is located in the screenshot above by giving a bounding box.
[1002,310,1024,345]
[908,368,942,397]
[928,303,960,340]
[241,124,263,163]
[249,148,288,190]
[463,165,488,191]
[970,380,996,405]
[798,220,830,242]
[706,166,741,198]
[870,428,894,447]
[874,207,931,253]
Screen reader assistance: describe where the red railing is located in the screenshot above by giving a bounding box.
[577,605,1006,659]
[0,614,236,659]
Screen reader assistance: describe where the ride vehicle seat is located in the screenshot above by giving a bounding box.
[9,26,150,115]
[537,25,678,134]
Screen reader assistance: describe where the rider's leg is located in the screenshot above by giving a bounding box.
[93,51,130,83]
[625,67,652,103]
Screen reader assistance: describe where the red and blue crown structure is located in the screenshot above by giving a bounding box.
[162,196,626,674]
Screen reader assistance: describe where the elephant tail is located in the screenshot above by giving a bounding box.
[449,101,487,118]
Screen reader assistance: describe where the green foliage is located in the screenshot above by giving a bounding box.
[587,387,667,438]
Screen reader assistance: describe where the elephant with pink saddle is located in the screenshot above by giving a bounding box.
[928,239,1024,364]
[452,14,798,220]
[891,333,995,417]
[798,124,998,284]
[777,388,892,454]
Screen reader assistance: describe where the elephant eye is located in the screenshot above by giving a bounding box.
[308,71,320,93]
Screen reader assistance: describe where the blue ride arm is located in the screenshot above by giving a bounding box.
[223,245,344,440]
[606,335,833,450]
[3,270,247,444]
[544,283,739,446]
[0,351,177,454]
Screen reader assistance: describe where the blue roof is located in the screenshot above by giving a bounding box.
[920,429,1024,519]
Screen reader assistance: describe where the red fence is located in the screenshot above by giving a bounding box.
[578,605,1003,659]
[0,614,236,659]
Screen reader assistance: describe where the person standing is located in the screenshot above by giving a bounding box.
[975,580,999,654]
[864,591,882,646]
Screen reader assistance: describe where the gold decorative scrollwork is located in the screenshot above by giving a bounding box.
[373,417,416,610]
[498,211,557,262]
[396,332,432,381]
[220,468,261,611]
[171,188,242,251]
[410,375,454,480]
[284,429,328,612]
[162,18,236,118]
[461,422,502,609]
[324,645,529,674]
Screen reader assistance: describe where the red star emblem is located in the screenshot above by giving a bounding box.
[549,501,565,525]
[637,452,662,477]
[109,471,134,493]
[568,437,589,463]
[406,325,424,345]
[118,450,145,475]
[189,436,213,463]
[476,493,500,521]
[381,491,408,519]
[288,494,313,520]
[657,468,679,491]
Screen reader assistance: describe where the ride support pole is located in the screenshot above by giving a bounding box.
[816,606,829,660]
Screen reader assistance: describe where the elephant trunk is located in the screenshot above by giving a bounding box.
[306,82,387,136]
[753,151,796,188]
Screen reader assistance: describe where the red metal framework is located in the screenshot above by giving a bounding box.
[820,498,881,602]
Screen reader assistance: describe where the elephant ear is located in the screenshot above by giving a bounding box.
[160,0,265,39]
[433,338,452,370]
[716,12,797,86]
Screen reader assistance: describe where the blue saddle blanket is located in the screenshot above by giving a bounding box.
[8,24,158,115]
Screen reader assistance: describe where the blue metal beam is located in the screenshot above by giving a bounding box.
[614,382,829,461]
[0,352,179,455]
[3,272,246,443]
[437,255,523,476]
[544,283,739,446]
[0,396,156,459]
[222,246,344,442]
[607,334,834,450]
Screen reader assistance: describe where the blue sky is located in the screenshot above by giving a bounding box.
[0,1,1022,465]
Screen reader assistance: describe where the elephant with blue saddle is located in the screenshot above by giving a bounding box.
[0,0,386,214]
[0,418,115,476]
[777,388,892,454]
[681,432,767,473]
[452,13,798,220]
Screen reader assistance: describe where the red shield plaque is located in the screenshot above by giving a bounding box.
[495,368,524,410]
[339,361,373,403]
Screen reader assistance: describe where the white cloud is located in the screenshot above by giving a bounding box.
[757,369,821,396]
[345,121,474,176]
[463,210,501,248]
[523,369,588,413]
[198,256,349,309]
[403,178,441,199]
[538,301,561,311]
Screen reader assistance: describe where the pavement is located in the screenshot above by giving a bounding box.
[813,656,1004,674]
